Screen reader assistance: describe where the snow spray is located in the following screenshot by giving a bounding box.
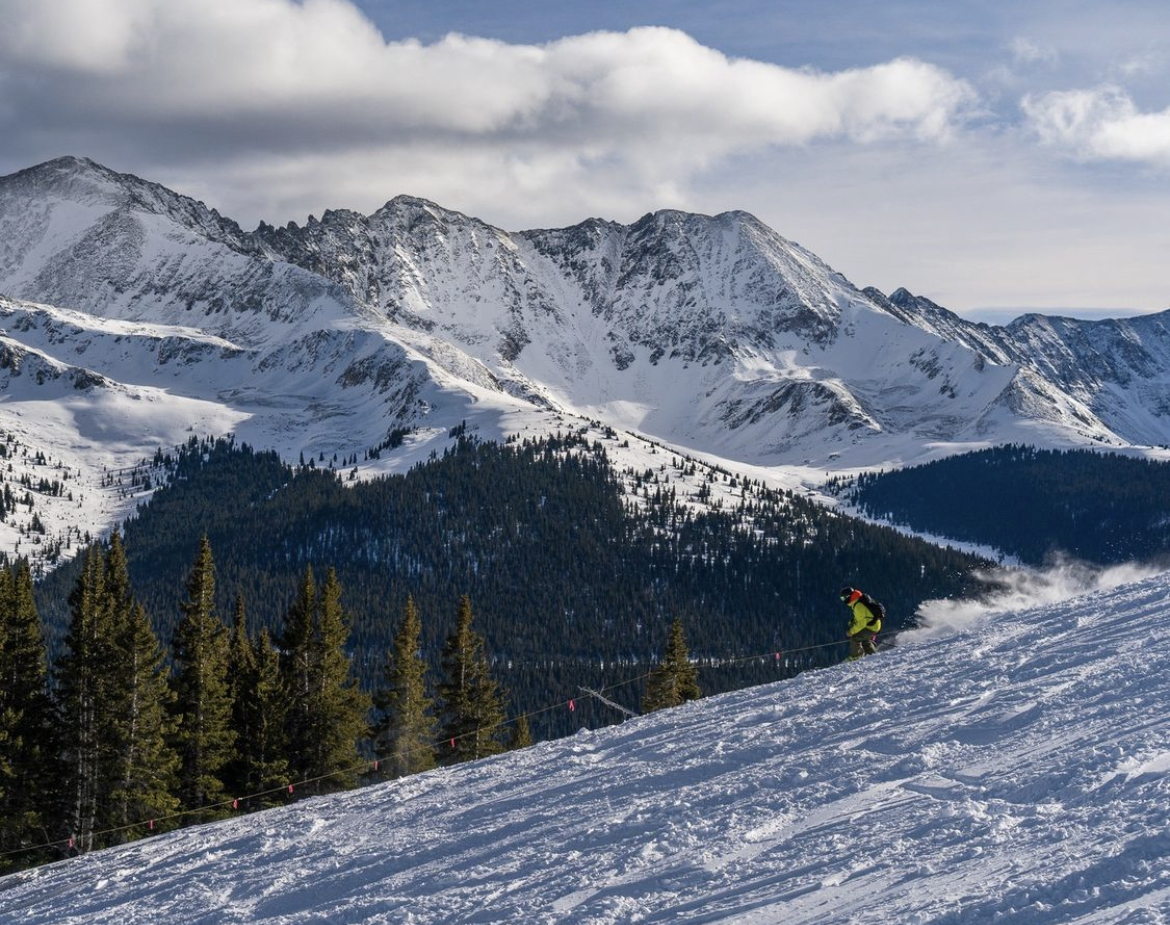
[902,555,1170,642]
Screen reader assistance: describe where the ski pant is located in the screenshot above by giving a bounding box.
[847,633,878,660]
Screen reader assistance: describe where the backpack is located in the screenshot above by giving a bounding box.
[859,592,886,624]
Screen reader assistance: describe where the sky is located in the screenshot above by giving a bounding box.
[1,0,1168,321]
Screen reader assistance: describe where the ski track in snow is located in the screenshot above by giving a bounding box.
[3,575,1170,924]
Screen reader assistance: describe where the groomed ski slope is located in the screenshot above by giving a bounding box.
[3,570,1169,924]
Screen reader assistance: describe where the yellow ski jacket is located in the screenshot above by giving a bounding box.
[844,590,882,637]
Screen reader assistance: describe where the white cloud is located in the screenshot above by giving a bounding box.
[1009,37,1058,68]
[0,0,976,225]
[1114,48,1165,80]
[0,0,159,73]
[1023,84,1170,166]
[8,0,1167,315]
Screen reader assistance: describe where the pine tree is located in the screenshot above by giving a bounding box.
[225,595,289,806]
[438,595,507,765]
[642,618,701,713]
[280,564,317,783]
[55,546,117,853]
[170,536,234,820]
[103,533,180,840]
[374,596,436,778]
[224,594,257,798]
[305,569,370,792]
[507,715,533,751]
[244,629,290,806]
[0,561,58,868]
[278,567,370,793]
[0,569,11,839]
[107,602,180,838]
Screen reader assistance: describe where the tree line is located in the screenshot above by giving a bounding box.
[839,445,1170,565]
[31,433,988,727]
[0,536,703,872]
[2,430,991,870]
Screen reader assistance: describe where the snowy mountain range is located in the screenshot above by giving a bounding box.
[1,156,1169,565]
[2,562,1167,923]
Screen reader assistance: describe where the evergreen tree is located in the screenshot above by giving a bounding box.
[244,629,290,805]
[104,533,180,840]
[225,595,289,805]
[107,601,180,838]
[224,593,257,798]
[643,619,701,712]
[170,536,234,819]
[374,596,436,778]
[305,569,370,792]
[507,715,533,751]
[0,569,10,836]
[280,564,317,782]
[55,546,116,853]
[438,595,507,764]
[278,566,370,792]
[0,561,58,868]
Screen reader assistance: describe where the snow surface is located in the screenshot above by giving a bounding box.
[3,567,1168,924]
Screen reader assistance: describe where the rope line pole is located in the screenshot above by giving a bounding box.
[580,687,639,720]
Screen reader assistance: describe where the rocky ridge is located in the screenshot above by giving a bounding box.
[0,156,1167,567]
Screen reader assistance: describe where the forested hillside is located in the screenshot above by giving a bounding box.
[34,433,988,734]
[841,445,1170,565]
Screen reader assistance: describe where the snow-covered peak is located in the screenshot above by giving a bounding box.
[0,158,368,340]
[373,193,481,225]
[1,155,247,246]
[4,156,119,201]
[4,156,141,206]
[879,287,1170,445]
[4,568,1167,923]
[1,156,1168,570]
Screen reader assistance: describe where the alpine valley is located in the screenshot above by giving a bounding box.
[2,155,1170,571]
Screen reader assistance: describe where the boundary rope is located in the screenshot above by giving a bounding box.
[0,632,890,868]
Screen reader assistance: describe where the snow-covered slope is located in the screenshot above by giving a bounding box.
[256,190,1135,463]
[2,569,1167,923]
[874,287,1170,449]
[2,157,1159,472]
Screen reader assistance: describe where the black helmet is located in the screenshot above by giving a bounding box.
[839,585,855,601]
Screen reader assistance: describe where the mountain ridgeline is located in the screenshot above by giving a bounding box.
[2,154,1170,548]
[35,434,988,735]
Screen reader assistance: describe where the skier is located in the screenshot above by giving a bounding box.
[840,585,883,661]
